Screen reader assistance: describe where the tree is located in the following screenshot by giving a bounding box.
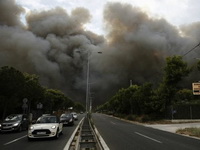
[128,85,139,115]
[74,102,85,112]
[175,89,194,104]
[164,56,191,86]
[133,83,154,114]
[0,66,26,119]
[44,89,73,113]
[21,73,45,112]
[0,66,76,119]
[159,55,191,110]
[0,66,25,98]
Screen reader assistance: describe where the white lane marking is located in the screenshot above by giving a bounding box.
[94,125,110,150]
[135,132,162,144]
[110,121,116,125]
[4,135,27,145]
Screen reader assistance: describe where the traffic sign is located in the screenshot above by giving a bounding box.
[192,83,200,95]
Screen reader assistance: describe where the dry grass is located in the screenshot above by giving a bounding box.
[176,127,200,138]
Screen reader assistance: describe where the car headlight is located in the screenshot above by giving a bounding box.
[51,125,56,129]
[69,118,72,122]
[29,126,34,130]
[13,122,20,126]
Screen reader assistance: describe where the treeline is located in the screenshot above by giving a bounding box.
[97,56,200,121]
[0,66,84,119]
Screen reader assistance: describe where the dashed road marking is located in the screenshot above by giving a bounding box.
[135,132,162,144]
[110,121,116,125]
[4,135,27,145]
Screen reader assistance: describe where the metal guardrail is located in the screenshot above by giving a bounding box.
[68,115,103,150]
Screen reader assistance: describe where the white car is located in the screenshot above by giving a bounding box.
[71,112,78,120]
[28,115,63,140]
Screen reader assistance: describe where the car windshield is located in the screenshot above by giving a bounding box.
[36,116,57,123]
[61,114,71,118]
[5,115,22,121]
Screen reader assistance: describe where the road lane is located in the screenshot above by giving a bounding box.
[4,135,27,145]
[0,114,84,150]
[92,113,200,150]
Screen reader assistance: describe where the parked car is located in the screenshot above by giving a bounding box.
[0,114,29,132]
[60,113,74,126]
[28,115,63,140]
[71,112,78,120]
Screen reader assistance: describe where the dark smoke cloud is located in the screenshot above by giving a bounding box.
[93,3,194,87]
[26,7,91,37]
[0,1,200,105]
[0,0,24,26]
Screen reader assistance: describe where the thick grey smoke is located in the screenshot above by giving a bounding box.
[0,1,200,105]
[26,7,91,37]
[0,0,24,26]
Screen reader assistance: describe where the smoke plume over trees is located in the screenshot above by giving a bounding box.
[0,0,200,105]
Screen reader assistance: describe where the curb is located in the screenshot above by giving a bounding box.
[93,124,110,150]
[63,117,84,150]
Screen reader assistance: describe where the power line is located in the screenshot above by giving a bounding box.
[182,42,200,57]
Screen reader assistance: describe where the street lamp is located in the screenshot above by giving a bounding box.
[86,52,90,113]
[76,50,102,113]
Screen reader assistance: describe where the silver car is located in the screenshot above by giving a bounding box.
[0,114,28,132]
[71,112,78,120]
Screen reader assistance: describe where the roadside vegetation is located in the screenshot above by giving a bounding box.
[0,66,85,120]
[96,55,200,121]
[176,127,200,138]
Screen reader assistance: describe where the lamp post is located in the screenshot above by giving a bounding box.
[76,50,102,113]
[86,52,90,113]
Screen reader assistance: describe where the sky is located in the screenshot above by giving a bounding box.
[16,0,200,35]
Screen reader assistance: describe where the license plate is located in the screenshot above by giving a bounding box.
[37,132,46,134]
[3,126,10,129]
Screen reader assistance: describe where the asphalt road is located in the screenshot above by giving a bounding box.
[92,113,200,150]
[0,114,84,150]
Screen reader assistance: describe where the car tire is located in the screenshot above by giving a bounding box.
[18,125,22,132]
[55,129,59,139]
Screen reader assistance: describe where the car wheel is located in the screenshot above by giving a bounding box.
[18,125,22,132]
[55,129,59,139]
[71,121,74,126]
[60,130,63,135]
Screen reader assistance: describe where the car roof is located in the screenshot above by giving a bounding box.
[42,114,51,116]
[42,115,57,117]
[6,114,24,117]
[61,113,72,115]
